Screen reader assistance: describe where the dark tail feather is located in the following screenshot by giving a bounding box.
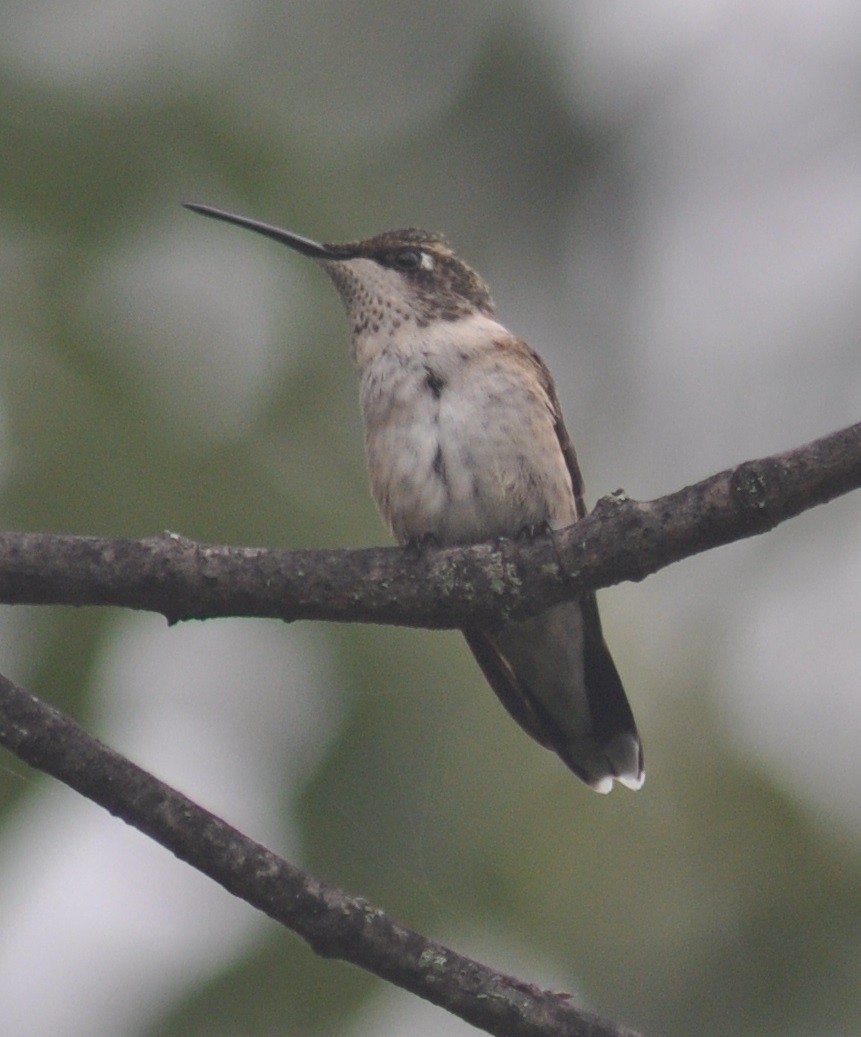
[463,595,643,793]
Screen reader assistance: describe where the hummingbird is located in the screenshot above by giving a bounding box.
[184,202,644,793]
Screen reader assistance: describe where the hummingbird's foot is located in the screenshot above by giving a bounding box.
[404,532,440,559]
[593,488,630,515]
[515,521,552,541]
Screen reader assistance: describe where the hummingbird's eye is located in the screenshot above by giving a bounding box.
[392,248,423,271]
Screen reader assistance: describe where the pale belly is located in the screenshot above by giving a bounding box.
[361,360,577,546]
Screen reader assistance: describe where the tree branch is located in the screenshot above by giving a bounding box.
[0,670,640,1037]
[1,423,858,1034]
[0,422,858,627]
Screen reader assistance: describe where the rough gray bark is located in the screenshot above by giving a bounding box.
[0,421,859,1037]
[0,670,639,1037]
[0,422,858,626]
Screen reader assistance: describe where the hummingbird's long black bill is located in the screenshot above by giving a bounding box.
[182,202,341,260]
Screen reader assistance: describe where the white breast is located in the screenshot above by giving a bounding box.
[358,314,577,545]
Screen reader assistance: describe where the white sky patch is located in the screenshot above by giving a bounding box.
[718,515,861,830]
[0,615,341,1037]
[530,0,861,830]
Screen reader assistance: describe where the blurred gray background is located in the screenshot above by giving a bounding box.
[1,2,859,1035]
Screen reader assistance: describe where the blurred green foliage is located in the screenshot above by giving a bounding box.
[1,4,859,1037]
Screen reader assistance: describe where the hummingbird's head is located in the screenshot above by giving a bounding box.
[319,227,495,330]
[183,205,496,356]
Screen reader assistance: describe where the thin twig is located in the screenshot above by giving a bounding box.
[0,671,640,1037]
